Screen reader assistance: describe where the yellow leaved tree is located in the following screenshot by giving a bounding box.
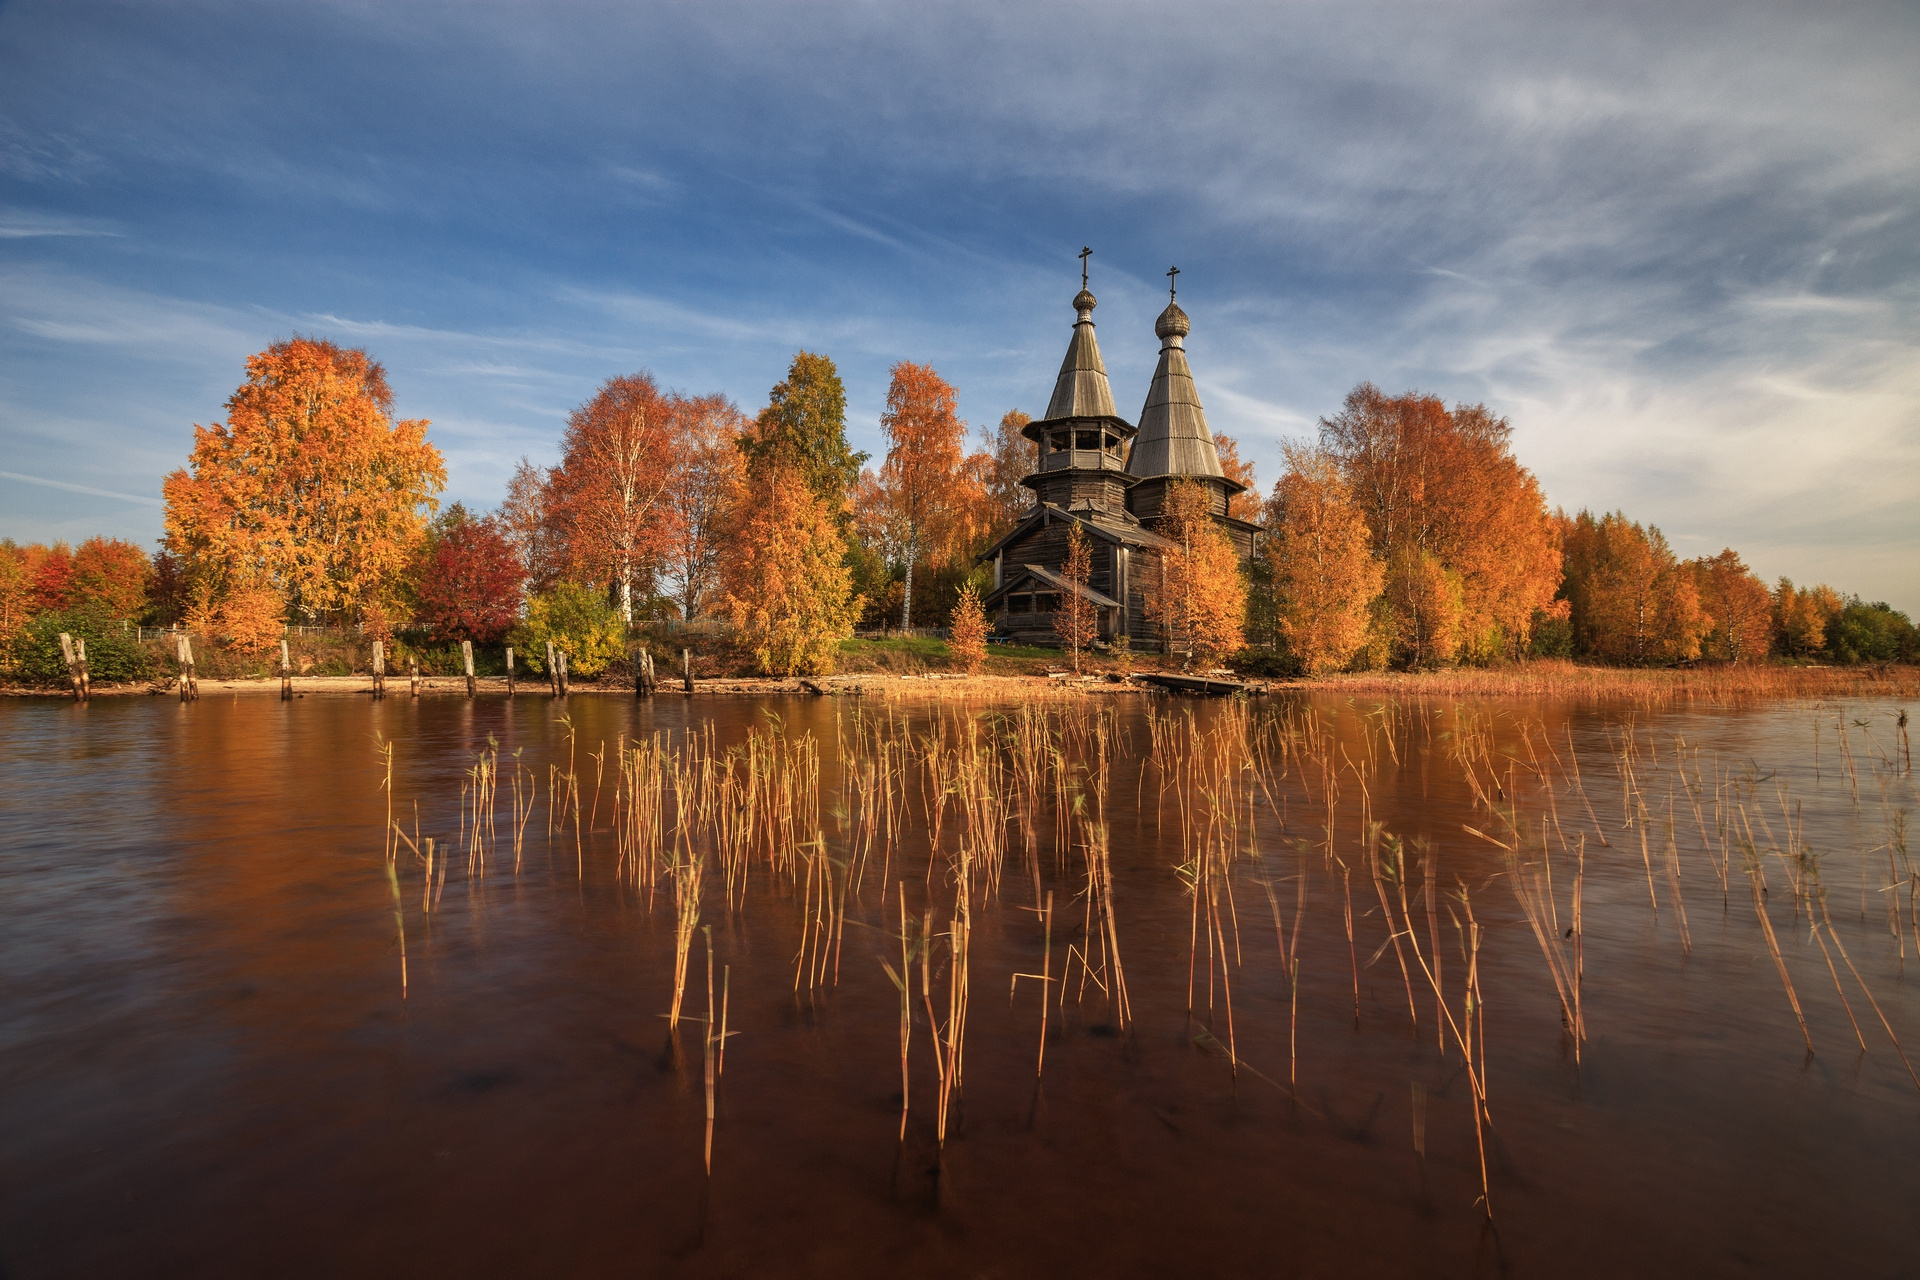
[948,581,989,674]
[1265,444,1383,674]
[1151,480,1245,667]
[725,463,863,676]
[162,338,445,627]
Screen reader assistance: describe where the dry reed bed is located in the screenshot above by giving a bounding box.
[1315,660,1920,705]
[370,686,1918,1219]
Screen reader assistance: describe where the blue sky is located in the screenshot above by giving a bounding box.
[2,0,1916,608]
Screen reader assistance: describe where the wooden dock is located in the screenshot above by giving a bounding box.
[1135,672,1247,696]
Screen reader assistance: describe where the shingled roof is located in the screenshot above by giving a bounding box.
[1042,288,1120,421]
[1127,300,1228,481]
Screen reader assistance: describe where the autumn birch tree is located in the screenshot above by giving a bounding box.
[1773,578,1842,658]
[1559,510,1705,664]
[1212,433,1262,523]
[549,373,676,625]
[981,410,1035,535]
[1151,480,1245,667]
[1320,384,1558,665]
[870,362,968,628]
[659,394,748,621]
[162,338,445,626]
[1265,445,1383,674]
[497,458,562,595]
[1690,549,1773,662]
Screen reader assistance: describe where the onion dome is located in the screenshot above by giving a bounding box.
[1128,298,1225,480]
[1044,287,1119,421]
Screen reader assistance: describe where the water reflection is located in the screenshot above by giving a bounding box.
[0,690,1914,1276]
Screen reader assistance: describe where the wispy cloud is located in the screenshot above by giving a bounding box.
[0,210,120,239]
[0,470,162,506]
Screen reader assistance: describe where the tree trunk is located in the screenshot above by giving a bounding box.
[901,531,917,631]
[619,560,634,626]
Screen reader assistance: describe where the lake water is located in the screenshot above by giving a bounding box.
[2,689,1916,1277]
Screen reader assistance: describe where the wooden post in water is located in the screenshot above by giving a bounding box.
[372,640,386,701]
[505,646,516,697]
[556,649,570,697]
[76,637,90,701]
[280,639,293,700]
[176,634,199,702]
[410,660,420,698]
[463,640,476,697]
[636,647,653,698]
[58,633,84,701]
[682,647,693,693]
[546,641,558,697]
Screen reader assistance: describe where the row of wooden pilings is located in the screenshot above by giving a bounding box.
[52,633,699,702]
[360,642,690,700]
[56,637,706,706]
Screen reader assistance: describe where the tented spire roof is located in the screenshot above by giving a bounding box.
[1042,289,1120,421]
[1128,300,1226,480]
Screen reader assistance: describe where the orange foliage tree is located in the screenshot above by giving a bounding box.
[1559,510,1706,665]
[497,458,563,596]
[1690,549,1773,662]
[981,410,1035,535]
[1265,444,1383,674]
[217,582,289,655]
[1152,480,1246,666]
[1213,433,1262,523]
[1773,578,1842,658]
[70,537,152,619]
[948,581,989,673]
[26,542,73,612]
[162,338,445,626]
[868,362,974,628]
[1320,385,1559,665]
[659,394,748,622]
[414,512,524,644]
[547,373,677,624]
[1387,547,1464,667]
[1052,522,1099,671]
[724,463,862,675]
[0,542,30,662]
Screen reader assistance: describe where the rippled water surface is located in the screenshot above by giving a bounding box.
[2,689,1917,1277]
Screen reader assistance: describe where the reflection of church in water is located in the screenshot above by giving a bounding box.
[981,263,1260,648]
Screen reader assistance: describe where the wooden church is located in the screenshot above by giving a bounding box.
[980,265,1260,648]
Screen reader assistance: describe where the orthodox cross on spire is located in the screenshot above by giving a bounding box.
[1166,264,1180,302]
[1080,246,1092,290]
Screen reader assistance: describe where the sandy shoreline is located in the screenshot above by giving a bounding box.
[2,671,1165,699]
[8,663,1910,702]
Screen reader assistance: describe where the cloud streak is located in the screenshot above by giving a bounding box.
[0,469,161,506]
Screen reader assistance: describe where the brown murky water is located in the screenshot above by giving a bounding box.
[2,690,1917,1278]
